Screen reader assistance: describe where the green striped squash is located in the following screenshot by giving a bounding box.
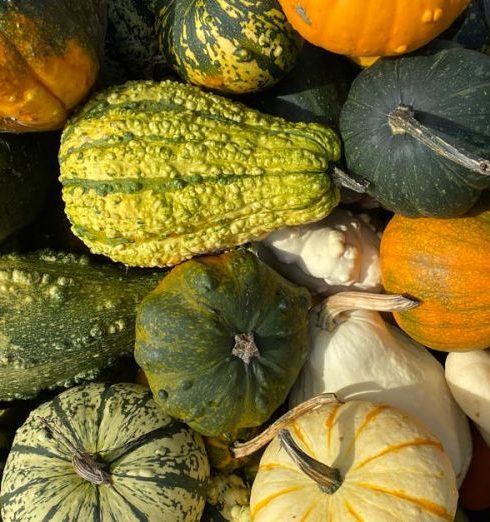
[59,80,340,268]
[0,383,210,521]
[156,0,303,94]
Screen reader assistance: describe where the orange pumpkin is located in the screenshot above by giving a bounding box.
[0,1,106,132]
[277,0,470,60]
[380,208,490,351]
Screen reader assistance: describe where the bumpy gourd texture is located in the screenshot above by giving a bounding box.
[0,0,105,131]
[59,80,340,267]
[251,401,458,521]
[135,250,312,437]
[0,383,210,521]
[157,0,303,93]
[0,250,162,400]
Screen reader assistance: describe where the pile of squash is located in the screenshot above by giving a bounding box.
[0,0,488,520]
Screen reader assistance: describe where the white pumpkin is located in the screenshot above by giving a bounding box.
[260,208,381,294]
[446,350,490,447]
[289,294,472,486]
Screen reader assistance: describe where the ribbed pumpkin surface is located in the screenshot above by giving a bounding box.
[0,383,209,521]
[59,80,340,267]
[251,400,458,521]
[157,0,303,93]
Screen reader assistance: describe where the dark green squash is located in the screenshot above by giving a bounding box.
[0,249,162,401]
[0,383,209,521]
[156,0,303,94]
[339,47,490,217]
[0,133,58,244]
[134,249,312,438]
[443,0,490,50]
[246,43,355,129]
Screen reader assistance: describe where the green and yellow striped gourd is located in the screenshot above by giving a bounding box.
[0,383,210,521]
[156,0,303,94]
[59,80,340,267]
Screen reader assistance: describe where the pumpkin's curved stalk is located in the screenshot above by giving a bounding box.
[279,429,342,494]
[332,166,370,193]
[388,104,490,176]
[231,393,340,459]
[318,291,419,331]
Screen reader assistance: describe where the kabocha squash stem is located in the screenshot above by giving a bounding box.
[318,291,419,330]
[389,104,490,176]
[231,393,339,459]
[332,166,369,193]
[279,429,342,494]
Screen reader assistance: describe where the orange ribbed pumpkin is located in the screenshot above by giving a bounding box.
[380,208,490,352]
[277,0,470,60]
[0,1,106,132]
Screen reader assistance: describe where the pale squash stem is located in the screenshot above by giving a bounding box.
[318,291,420,331]
[388,104,490,176]
[279,429,342,494]
[231,393,340,459]
[332,166,370,193]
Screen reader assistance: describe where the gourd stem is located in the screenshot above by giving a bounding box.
[332,166,370,193]
[231,393,340,459]
[318,291,419,331]
[279,429,342,494]
[388,104,490,176]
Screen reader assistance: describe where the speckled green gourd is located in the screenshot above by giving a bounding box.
[0,249,162,401]
[59,80,341,267]
[0,383,209,521]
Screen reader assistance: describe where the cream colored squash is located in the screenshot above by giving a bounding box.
[289,293,472,486]
[446,350,490,447]
[238,397,458,522]
[260,208,381,294]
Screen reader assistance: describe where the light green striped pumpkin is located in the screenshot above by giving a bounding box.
[0,383,210,521]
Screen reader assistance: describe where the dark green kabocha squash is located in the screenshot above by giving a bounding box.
[0,250,162,401]
[0,133,58,244]
[155,0,303,94]
[340,46,490,217]
[134,249,312,438]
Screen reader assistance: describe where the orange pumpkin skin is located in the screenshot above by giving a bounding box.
[277,0,470,59]
[380,210,490,352]
[0,2,106,131]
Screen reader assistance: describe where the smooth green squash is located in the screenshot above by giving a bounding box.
[156,0,303,94]
[59,80,341,267]
[0,249,162,401]
[339,46,490,217]
[0,383,209,521]
[134,249,312,437]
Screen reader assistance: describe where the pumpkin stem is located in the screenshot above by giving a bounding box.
[279,429,342,494]
[232,332,259,364]
[231,393,340,459]
[388,104,490,176]
[318,291,419,330]
[332,166,370,193]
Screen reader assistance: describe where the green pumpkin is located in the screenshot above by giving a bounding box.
[0,133,58,244]
[0,383,209,521]
[156,0,303,94]
[59,80,340,268]
[339,47,490,217]
[246,43,355,129]
[0,249,162,401]
[134,249,312,437]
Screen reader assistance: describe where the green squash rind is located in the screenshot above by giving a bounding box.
[0,382,209,521]
[0,249,163,401]
[59,80,340,267]
[134,249,312,437]
[156,0,303,94]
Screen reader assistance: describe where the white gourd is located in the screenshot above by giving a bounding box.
[446,350,490,447]
[261,208,381,294]
[289,300,472,486]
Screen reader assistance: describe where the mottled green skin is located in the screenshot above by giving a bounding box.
[0,249,163,401]
[59,80,340,267]
[0,133,57,244]
[0,383,209,521]
[134,249,312,437]
[156,0,303,94]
